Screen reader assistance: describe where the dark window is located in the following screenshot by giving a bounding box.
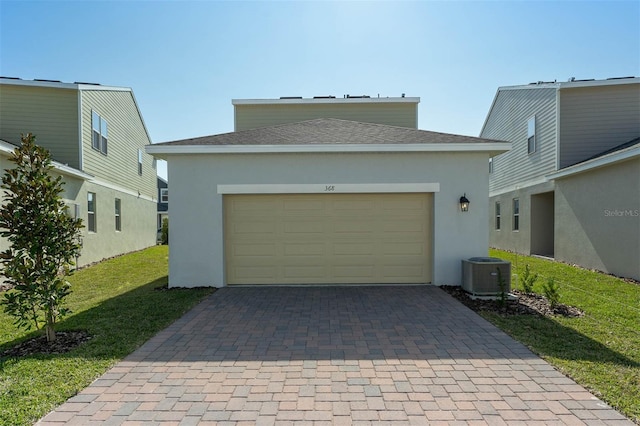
[527,116,536,154]
[495,202,501,230]
[513,198,520,231]
[92,110,108,155]
[88,192,97,232]
[115,198,121,231]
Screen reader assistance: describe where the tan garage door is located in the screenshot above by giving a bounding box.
[224,193,432,285]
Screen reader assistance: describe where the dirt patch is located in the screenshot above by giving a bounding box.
[441,286,584,318]
[1,330,91,358]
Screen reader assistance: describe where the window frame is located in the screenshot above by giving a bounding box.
[138,149,143,175]
[489,157,493,174]
[87,192,97,233]
[495,201,501,230]
[115,198,121,232]
[91,110,108,155]
[513,198,520,231]
[527,115,536,154]
[160,188,168,204]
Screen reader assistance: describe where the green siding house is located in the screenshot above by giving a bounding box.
[0,78,157,266]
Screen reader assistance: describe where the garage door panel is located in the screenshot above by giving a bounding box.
[283,198,325,213]
[333,242,375,255]
[283,242,325,256]
[283,221,325,234]
[231,266,278,280]
[382,242,426,255]
[381,265,427,279]
[332,220,377,234]
[333,265,376,278]
[233,243,278,256]
[283,266,326,279]
[232,221,277,234]
[225,193,432,285]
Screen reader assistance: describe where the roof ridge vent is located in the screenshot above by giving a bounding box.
[279,96,302,99]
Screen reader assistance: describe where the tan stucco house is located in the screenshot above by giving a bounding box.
[147,96,509,288]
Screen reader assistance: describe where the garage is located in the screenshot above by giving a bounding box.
[147,117,510,288]
[224,192,432,285]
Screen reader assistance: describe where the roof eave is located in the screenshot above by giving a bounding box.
[547,146,640,180]
[232,97,420,105]
[146,142,511,159]
[0,139,93,180]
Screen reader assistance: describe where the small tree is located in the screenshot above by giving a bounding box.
[161,217,168,245]
[543,277,560,309]
[0,134,83,343]
[520,264,538,294]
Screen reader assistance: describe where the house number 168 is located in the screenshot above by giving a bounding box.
[325,185,335,192]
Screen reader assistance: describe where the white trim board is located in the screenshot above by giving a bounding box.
[147,143,510,156]
[217,183,441,195]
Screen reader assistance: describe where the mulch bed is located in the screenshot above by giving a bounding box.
[441,285,584,318]
[1,330,92,358]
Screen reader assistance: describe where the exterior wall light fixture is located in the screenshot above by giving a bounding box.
[460,194,470,212]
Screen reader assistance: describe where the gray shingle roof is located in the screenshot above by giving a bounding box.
[579,136,640,164]
[156,118,505,146]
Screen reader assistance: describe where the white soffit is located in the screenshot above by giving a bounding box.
[217,183,441,194]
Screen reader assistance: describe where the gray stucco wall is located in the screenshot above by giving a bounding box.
[554,158,640,280]
[167,151,491,288]
[489,181,556,255]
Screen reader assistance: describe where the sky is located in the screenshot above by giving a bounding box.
[1,0,639,181]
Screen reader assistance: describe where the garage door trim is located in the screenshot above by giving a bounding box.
[218,183,440,194]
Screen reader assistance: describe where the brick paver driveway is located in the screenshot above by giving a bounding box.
[38,286,632,425]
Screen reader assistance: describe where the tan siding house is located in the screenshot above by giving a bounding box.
[481,77,640,280]
[0,78,157,267]
[0,83,80,168]
[233,96,419,131]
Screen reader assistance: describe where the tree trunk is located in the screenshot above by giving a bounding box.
[45,322,56,343]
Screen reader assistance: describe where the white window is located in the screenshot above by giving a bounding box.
[138,149,143,175]
[527,116,536,154]
[160,188,168,203]
[92,111,108,155]
[495,202,501,230]
[88,192,97,232]
[513,198,520,231]
[115,198,121,231]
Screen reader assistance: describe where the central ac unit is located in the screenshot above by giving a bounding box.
[461,257,511,297]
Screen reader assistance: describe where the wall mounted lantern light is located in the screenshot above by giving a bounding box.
[459,193,470,212]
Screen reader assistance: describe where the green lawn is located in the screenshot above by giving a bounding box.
[0,245,214,426]
[487,249,639,423]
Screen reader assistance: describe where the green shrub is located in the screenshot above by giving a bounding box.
[520,263,538,293]
[543,276,560,308]
[161,217,169,245]
[496,267,507,308]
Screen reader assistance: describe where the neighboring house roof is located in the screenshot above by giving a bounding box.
[0,139,93,180]
[232,96,420,105]
[547,137,640,180]
[581,137,640,162]
[147,118,510,157]
[0,77,154,145]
